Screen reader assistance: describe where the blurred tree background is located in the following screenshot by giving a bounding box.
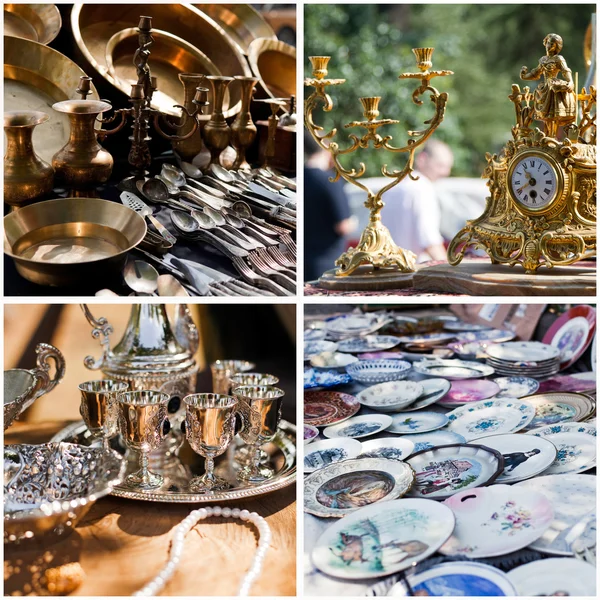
[305,4,594,177]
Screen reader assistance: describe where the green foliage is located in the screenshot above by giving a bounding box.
[305,4,593,176]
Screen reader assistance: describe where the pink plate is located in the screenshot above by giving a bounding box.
[537,372,596,394]
[304,391,360,427]
[439,379,501,406]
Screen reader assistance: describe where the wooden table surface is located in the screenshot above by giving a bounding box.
[5,422,296,597]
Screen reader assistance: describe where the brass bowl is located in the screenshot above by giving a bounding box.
[4,36,100,164]
[195,4,276,55]
[71,3,251,118]
[247,38,296,101]
[105,28,224,116]
[4,4,62,45]
[4,198,147,287]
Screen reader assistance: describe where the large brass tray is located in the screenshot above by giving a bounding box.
[52,420,297,503]
[4,36,100,164]
[71,3,251,117]
[247,38,296,101]
[195,4,276,55]
[4,4,62,45]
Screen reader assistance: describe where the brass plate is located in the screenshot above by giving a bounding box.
[71,3,251,117]
[4,4,62,45]
[4,36,99,164]
[51,419,297,503]
[248,38,296,100]
[4,198,146,287]
[195,4,276,55]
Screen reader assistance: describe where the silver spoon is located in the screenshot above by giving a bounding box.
[178,161,203,179]
[156,174,179,195]
[162,163,187,187]
[123,260,159,295]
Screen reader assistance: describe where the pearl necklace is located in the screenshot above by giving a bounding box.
[133,506,271,596]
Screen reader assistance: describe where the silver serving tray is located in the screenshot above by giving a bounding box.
[52,420,296,503]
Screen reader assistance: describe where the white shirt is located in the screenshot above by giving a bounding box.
[380,170,444,262]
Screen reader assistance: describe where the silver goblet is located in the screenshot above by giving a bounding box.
[78,380,129,451]
[183,393,238,492]
[210,359,255,394]
[117,390,170,491]
[232,385,284,483]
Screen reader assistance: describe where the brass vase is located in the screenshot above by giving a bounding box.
[4,111,54,209]
[51,100,113,195]
[203,76,233,167]
[230,76,258,170]
[172,73,206,162]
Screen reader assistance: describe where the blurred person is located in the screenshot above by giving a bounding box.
[381,139,454,262]
[304,131,357,281]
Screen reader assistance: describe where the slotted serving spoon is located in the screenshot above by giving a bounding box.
[120,192,177,245]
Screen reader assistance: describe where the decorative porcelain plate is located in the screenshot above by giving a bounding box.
[304,340,339,361]
[407,444,503,500]
[309,352,359,371]
[475,433,557,484]
[521,392,595,429]
[323,414,393,440]
[345,359,411,384]
[438,379,501,407]
[304,391,360,427]
[388,411,449,434]
[493,376,540,398]
[403,378,451,411]
[388,561,517,597]
[439,485,554,558]
[401,430,467,454]
[486,341,560,363]
[325,313,383,335]
[304,457,415,518]
[457,329,515,343]
[303,368,352,390]
[359,437,415,462]
[357,351,405,361]
[312,498,455,579]
[337,336,401,354]
[413,359,494,380]
[304,438,362,473]
[507,558,596,596]
[446,399,535,441]
[515,474,596,556]
[537,372,596,393]
[444,321,491,332]
[396,332,457,345]
[526,422,596,475]
[304,328,327,341]
[542,305,596,370]
[447,341,490,360]
[304,425,319,444]
[357,381,424,413]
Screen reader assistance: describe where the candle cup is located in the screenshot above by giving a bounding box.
[210,359,255,395]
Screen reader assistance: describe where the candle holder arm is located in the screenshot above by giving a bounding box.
[152,108,199,141]
[96,109,130,141]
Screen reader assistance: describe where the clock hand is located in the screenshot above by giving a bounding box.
[517,182,531,194]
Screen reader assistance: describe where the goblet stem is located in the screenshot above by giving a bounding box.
[102,437,111,452]
[140,451,150,481]
[251,445,262,477]
[205,456,216,482]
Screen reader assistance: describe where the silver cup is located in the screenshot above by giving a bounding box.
[117,390,170,490]
[183,393,238,492]
[210,359,255,394]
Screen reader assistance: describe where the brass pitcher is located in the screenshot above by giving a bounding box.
[172,73,206,162]
[4,111,54,209]
[203,76,233,166]
[230,76,259,170]
[51,100,113,194]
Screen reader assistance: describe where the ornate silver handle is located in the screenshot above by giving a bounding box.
[80,304,113,370]
[172,304,199,355]
[31,343,66,399]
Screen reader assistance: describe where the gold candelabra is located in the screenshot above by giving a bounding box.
[304,49,452,279]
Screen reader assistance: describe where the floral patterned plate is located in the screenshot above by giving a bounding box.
[526,422,596,475]
[358,437,415,462]
[304,438,362,473]
[407,443,503,500]
[401,430,466,454]
[486,341,561,363]
[413,359,495,380]
[304,340,338,361]
[357,380,424,412]
[493,376,540,399]
[439,485,554,558]
[304,391,360,427]
[515,474,596,556]
[303,368,352,390]
[476,433,557,484]
[337,336,401,354]
[446,399,535,441]
[437,379,501,407]
[323,414,393,440]
[304,457,415,518]
[312,498,455,579]
[304,425,319,444]
[521,392,595,429]
[304,328,327,341]
[402,378,451,411]
[387,411,449,434]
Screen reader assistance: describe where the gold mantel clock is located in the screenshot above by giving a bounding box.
[448,33,596,273]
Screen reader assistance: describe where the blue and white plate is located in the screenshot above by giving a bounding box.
[357,380,424,412]
[388,411,449,434]
[304,340,338,361]
[303,368,352,390]
[323,414,393,439]
[457,329,516,343]
[526,422,596,475]
[325,313,385,336]
[493,376,540,398]
[402,430,467,454]
[304,438,362,473]
[446,399,535,441]
[359,437,415,461]
[337,335,401,354]
[304,328,327,341]
[403,378,451,411]
[345,359,411,384]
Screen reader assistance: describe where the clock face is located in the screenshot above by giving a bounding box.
[509,155,558,210]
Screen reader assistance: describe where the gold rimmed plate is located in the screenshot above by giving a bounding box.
[247,38,296,100]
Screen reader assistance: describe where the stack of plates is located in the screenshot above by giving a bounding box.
[485,342,561,377]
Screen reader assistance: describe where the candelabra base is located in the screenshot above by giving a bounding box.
[413,260,596,297]
[317,266,415,291]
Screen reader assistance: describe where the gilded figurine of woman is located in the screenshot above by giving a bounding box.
[520,33,576,137]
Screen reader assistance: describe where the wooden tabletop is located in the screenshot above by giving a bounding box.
[5,422,296,597]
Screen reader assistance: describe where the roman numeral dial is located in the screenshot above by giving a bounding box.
[509,154,558,211]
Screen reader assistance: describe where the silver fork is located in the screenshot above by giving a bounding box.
[254,248,296,279]
[265,247,296,270]
[232,257,293,296]
[247,253,296,292]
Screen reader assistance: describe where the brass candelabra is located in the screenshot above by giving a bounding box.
[304,49,452,280]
